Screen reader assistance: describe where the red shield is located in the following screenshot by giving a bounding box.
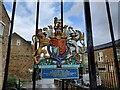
[50,39,66,55]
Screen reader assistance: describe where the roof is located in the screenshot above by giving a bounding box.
[12,32,31,45]
[85,39,120,52]
[2,3,10,21]
[94,39,120,51]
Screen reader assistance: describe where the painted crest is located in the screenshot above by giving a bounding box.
[32,17,85,68]
[50,38,66,55]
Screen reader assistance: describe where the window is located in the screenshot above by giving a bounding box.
[98,68,106,70]
[97,52,103,62]
[16,40,21,46]
[0,22,4,36]
[97,64,107,72]
[116,49,120,61]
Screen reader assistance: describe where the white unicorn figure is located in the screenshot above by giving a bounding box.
[66,29,84,59]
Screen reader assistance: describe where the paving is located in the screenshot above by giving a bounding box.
[22,79,60,90]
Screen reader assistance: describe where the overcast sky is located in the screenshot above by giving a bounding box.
[3,0,119,46]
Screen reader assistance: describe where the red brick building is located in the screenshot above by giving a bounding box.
[84,39,120,88]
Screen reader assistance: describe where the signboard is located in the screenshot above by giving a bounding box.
[41,68,79,79]
[34,64,83,69]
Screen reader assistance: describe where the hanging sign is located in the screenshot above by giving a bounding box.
[32,17,85,79]
[41,68,79,79]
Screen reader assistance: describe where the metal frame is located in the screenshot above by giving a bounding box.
[33,0,40,90]
[105,0,120,87]
[2,0,16,90]
[84,1,97,89]
[2,0,119,90]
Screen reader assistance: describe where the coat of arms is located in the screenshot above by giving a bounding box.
[32,17,85,68]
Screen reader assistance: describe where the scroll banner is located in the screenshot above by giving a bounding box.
[41,68,79,79]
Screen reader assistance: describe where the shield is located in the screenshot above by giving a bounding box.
[50,38,66,55]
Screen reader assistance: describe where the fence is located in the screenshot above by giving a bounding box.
[54,79,89,90]
[96,59,118,88]
[54,58,119,89]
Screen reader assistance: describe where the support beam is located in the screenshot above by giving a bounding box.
[33,0,40,90]
[61,0,65,90]
[2,0,16,90]
[61,0,63,32]
[62,79,64,90]
[105,1,120,88]
[84,1,97,89]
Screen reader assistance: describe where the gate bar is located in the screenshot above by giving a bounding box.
[33,0,40,90]
[61,0,65,90]
[61,0,63,32]
[105,1,120,88]
[2,0,17,90]
[84,1,97,89]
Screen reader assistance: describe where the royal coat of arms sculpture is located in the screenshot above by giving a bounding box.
[32,17,85,69]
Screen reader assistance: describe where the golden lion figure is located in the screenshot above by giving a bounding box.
[32,30,50,64]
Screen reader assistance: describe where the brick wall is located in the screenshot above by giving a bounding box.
[0,1,2,87]
[94,48,114,62]
[84,45,120,87]
[2,3,10,74]
[0,38,2,89]
[0,1,10,89]
[9,33,33,81]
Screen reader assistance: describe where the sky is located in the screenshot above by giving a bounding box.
[3,0,119,46]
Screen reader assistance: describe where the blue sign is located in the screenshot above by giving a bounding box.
[34,64,82,69]
[41,68,79,79]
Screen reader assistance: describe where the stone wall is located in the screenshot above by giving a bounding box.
[9,33,33,81]
[0,37,2,90]
[2,2,10,74]
[0,1,10,89]
[0,1,2,88]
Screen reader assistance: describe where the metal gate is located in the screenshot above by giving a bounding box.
[2,0,119,90]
